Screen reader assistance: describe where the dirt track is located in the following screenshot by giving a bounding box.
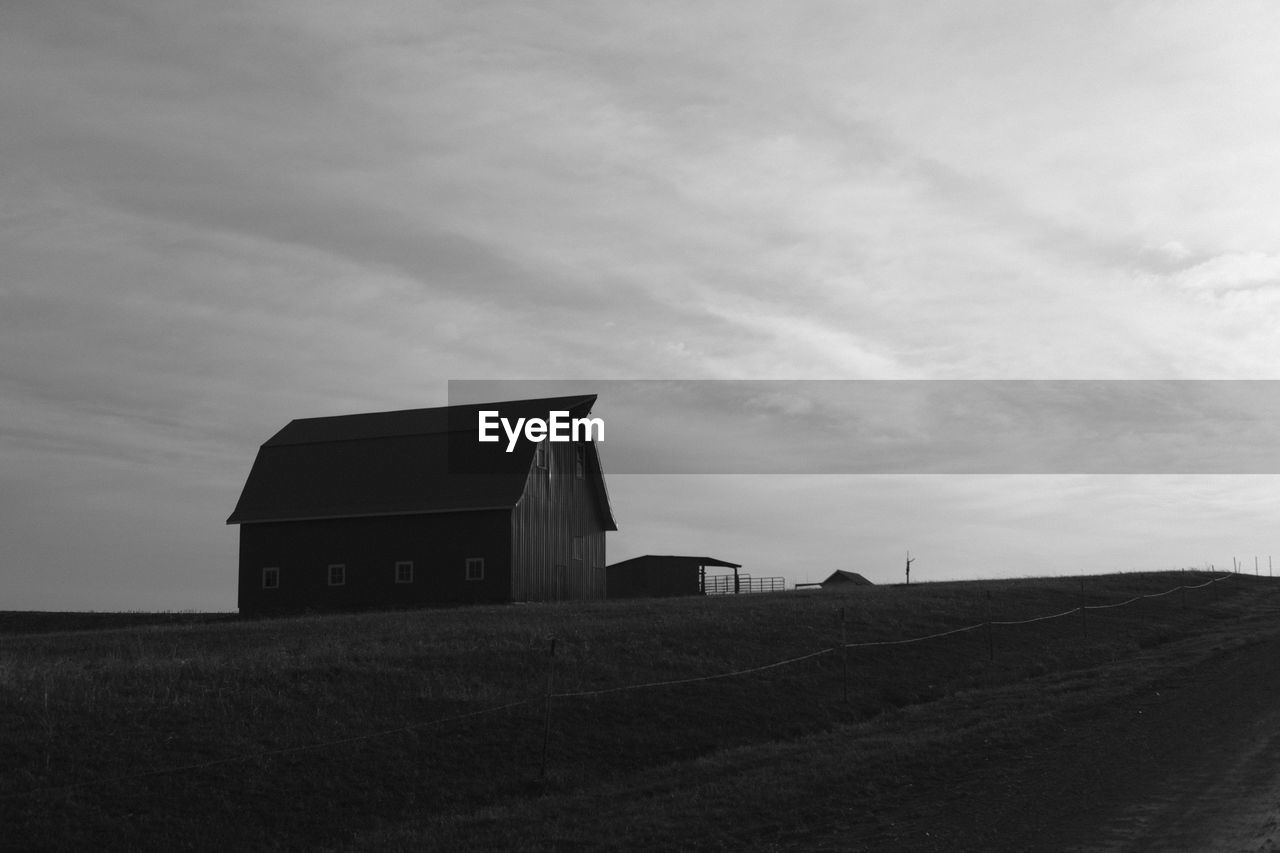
[1060,632,1280,852]
[832,627,1280,851]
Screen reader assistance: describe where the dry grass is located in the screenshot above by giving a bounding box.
[1,572,1273,851]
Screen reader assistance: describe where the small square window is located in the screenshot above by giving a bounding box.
[465,557,484,581]
[262,567,279,589]
[328,564,346,586]
[535,441,547,469]
[395,561,414,584]
[572,537,583,561]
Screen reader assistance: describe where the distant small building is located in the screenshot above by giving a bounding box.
[606,555,742,599]
[819,570,874,589]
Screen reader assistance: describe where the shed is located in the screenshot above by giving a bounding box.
[227,395,616,613]
[820,570,874,589]
[606,555,743,599]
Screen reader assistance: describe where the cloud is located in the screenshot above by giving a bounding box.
[1173,252,1280,293]
[5,1,1280,607]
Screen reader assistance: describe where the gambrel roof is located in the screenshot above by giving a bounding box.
[227,394,616,528]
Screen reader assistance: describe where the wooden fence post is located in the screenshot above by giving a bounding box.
[1079,576,1088,639]
[985,591,995,661]
[840,608,849,705]
[540,637,557,780]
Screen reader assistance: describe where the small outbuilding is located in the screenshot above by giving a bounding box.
[606,555,742,599]
[819,570,874,589]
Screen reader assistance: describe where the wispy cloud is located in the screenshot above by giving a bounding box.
[3,1,1280,607]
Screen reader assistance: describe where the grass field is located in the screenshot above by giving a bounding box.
[3,571,1276,851]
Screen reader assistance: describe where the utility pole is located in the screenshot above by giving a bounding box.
[906,551,915,586]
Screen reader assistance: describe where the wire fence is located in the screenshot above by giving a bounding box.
[1,572,1244,800]
[703,574,788,595]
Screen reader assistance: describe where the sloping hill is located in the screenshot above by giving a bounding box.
[3,572,1276,851]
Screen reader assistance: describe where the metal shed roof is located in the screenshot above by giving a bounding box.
[607,555,743,570]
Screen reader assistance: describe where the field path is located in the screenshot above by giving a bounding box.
[1060,632,1280,852]
[822,629,1280,851]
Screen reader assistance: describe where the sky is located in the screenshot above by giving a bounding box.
[4,1,1280,610]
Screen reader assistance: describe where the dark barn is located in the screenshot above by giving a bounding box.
[606,555,743,599]
[227,395,616,614]
[819,570,874,589]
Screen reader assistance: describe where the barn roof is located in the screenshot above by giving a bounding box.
[821,570,873,585]
[227,395,616,527]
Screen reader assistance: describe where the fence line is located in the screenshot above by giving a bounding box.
[553,647,837,699]
[703,574,788,595]
[1080,577,1216,612]
[1084,596,1146,611]
[991,607,1083,626]
[841,622,986,648]
[2,573,1240,800]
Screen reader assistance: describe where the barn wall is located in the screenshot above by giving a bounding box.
[606,557,701,598]
[510,440,608,601]
[237,510,511,613]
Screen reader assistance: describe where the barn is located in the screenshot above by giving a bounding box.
[226,395,616,613]
[819,570,874,589]
[605,555,743,598]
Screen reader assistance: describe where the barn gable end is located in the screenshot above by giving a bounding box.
[819,570,874,589]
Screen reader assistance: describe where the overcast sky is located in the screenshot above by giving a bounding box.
[4,1,1280,610]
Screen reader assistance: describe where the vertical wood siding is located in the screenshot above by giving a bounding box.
[510,440,608,601]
